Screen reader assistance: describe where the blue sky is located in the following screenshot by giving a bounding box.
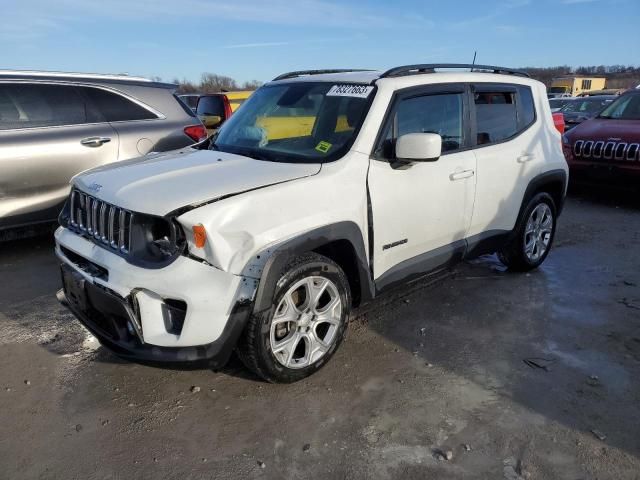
[1,0,638,83]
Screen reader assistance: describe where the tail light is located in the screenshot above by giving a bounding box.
[222,95,233,120]
[552,112,565,135]
[184,124,208,143]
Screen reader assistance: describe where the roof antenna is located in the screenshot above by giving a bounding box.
[471,51,477,71]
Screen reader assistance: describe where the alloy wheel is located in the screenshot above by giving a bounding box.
[270,276,342,369]
[524,203,553,262]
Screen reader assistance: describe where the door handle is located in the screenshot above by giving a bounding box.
[81,137,111,147]
[517,153,535,163]
[449,169,475,181]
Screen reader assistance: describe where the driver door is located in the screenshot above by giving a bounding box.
[367,84,476,289]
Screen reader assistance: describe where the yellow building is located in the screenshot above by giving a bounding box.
[549,77,606,97]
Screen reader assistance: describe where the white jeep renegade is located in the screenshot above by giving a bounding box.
[56,64,568,383]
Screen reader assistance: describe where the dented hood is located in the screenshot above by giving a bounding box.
[73,148,321,216]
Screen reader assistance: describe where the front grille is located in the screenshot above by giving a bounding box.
[574,140,640,163]
[69,189,132,254]
[60,246,109,280]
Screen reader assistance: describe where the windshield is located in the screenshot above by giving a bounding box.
[598,93,640,120]
[549,86,569,93]
[211,82,374,163]
[549,98,572,108]
[560,97,613,114]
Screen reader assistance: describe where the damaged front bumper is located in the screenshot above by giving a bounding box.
[55,227,257,366]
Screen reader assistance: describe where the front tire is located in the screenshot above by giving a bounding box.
[237,253,351,383]
[499,192,557,271]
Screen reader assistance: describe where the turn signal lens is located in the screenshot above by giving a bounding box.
[192,224,207,248]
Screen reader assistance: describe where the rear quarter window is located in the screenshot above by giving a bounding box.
[81,87,158,122]
[174,94,197,117]
[517,86,536,128]
[196,96,225,116]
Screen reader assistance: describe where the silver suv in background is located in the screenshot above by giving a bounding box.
[0,71,207,236]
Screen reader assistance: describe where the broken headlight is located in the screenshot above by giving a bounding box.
[129,214,186,267]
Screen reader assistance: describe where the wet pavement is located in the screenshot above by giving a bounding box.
[1,189,639,479]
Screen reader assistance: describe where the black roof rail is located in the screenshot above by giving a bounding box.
[272,69,374,81]
[380,63,530,79]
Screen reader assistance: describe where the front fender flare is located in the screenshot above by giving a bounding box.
[248,221,374,314]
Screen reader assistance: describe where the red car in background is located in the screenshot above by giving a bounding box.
[562,90,640,185]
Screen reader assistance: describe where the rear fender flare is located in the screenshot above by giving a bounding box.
[517,169,568,222]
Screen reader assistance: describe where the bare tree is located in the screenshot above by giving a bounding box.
[174,78,199,94]
[200,73,238,92]
[241,80,263,90]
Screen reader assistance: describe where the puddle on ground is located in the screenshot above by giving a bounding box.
[544,340,630,395]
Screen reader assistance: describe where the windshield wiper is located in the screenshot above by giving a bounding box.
[241,151,272,161]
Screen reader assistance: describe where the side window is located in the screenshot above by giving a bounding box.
[196,96,225,117]
[82,87,157,122]
[517,85,536,128]
[377,93,464,159]
[0,83,98,130]
[474,89,518,145]
[0,88,21,130]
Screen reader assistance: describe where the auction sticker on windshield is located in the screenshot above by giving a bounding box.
[327,85,374,98]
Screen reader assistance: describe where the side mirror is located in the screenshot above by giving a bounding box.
[200,115,223,129]
[395,133,442,161]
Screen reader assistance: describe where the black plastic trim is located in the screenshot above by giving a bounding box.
[518,169,568,218]
[374,240,466,293]
[252,222,374,313]
[380,64,530,79]
[272,69,374,81]
[464,230,511,259]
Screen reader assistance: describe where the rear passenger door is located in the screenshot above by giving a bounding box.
[467,83,540,238]
[80,86,163,158]
[0,82,118,227]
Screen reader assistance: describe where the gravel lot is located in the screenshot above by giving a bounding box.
[1,189,639,480]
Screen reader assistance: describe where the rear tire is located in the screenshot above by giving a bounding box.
[499,192,557,271]
[237,252,351,383]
